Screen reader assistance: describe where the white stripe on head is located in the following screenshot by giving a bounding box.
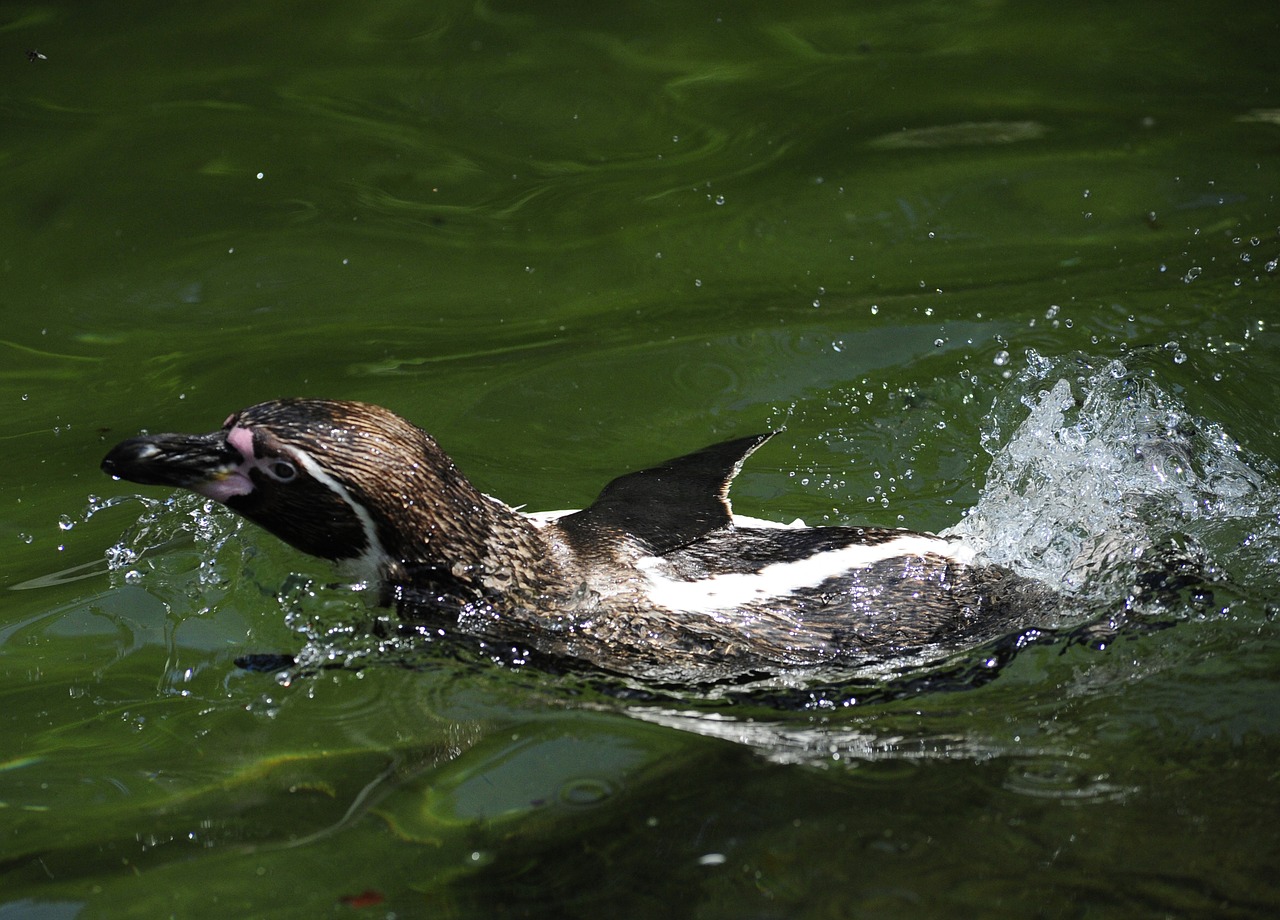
[287,447,394,582]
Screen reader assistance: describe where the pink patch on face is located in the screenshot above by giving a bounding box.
[196,471,254,503]
[193,425,256,503]
[226,426,255,459]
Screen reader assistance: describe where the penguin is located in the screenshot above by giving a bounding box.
[102,399,1050,681]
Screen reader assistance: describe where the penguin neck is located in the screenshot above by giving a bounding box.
[349,443,558,603]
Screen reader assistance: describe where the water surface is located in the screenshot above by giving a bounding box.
[3,2,1279,916]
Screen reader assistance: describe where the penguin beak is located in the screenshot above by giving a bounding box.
[102,431,254,501]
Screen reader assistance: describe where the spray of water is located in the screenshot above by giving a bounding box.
[946,349,1275,610]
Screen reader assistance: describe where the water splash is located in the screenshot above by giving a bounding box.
[946,350,1275,607]
[10,493,199,591]
[97,492,246,589]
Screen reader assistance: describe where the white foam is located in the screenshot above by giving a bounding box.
[945,351,1271,598]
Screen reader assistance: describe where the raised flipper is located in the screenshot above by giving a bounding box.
[556,433,776,555]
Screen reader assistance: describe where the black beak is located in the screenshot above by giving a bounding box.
[101,431,241,490]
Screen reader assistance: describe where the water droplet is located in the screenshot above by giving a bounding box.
[993,350,1010,367]
[58,515,74,531]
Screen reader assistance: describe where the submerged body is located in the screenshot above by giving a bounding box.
[101,399,1050,681]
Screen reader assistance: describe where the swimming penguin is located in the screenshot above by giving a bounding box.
[101,399,1051,681]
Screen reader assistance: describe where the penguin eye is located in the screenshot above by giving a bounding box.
[268,460,298,482]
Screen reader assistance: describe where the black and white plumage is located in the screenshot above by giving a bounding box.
[101,399,1050,681]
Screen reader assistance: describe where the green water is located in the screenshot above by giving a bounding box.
[3,1,1279,916]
